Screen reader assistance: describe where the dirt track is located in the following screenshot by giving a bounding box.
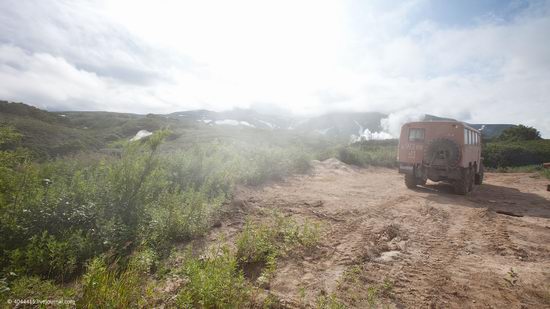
[212,159,550,308]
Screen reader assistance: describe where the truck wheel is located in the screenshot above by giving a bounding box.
[454,168,470,195]
[468,167,474,192]
[475,163,484,185]
[404,174,417,189]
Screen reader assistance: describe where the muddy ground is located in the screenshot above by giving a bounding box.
[207,159,550,308]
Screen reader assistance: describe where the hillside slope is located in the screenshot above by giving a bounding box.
[1,101,521,158]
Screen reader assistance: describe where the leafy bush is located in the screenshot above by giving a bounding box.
[176,247,251,308]
[0,129,173,280]
[8,231,94,282]
[1,124,324,304]
[483,140,550,168]
[236,221,279,266]
[496,124,542,142]
[142,189,223,253]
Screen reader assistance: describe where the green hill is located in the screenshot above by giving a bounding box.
[0,101,195,158]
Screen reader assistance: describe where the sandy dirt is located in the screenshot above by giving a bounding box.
[208,159,550,308]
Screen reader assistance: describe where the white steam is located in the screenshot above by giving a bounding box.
[380,110,424,138]
[350,121,394,142]
[350,109,424,143]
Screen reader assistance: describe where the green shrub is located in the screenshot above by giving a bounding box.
[496,124,542,142]
[1,124,323,296]
[8,231,93,282]
[0,129,171,280]
[483,140,550,168]
[236,221,279,266]
[338,140,397,168]
[142,188,223,253]
[176,247,250,308]
[236,214,320,283]
[79,256,148,308]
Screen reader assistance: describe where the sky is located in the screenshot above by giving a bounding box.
[1,0,549,136]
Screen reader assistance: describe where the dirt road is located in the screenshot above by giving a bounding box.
[213,159,550,308]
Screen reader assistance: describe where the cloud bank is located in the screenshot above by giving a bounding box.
[1,0,549,136]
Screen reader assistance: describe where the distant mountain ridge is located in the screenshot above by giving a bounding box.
[0,101,518,158]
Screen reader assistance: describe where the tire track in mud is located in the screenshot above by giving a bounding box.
[217,161,550,308]
[382,198,465,307]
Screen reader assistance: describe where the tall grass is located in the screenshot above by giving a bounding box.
[487,164,550,180]
[0,125,320,304]
[337,140,398,168]
[176,247,251,308]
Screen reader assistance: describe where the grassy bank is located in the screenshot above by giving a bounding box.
[0,125,322,306]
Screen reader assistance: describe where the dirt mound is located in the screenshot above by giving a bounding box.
[311,157,355,174]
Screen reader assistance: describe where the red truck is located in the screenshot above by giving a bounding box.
[397,121,484,194]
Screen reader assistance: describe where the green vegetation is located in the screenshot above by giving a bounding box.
[496,124,542,142]
[79,257,148,308]
[316,293,347,309]
[172,215,320,307]
[487,164,550,179]
[176,247,250,308]
[337,140,398,168]
[0,276,75,308]
[2,101,548,306]
[482,140,550,168]
[482,124,549,169]
[0,121,323,306]
[236,214,320,279]
[334,265,394,308]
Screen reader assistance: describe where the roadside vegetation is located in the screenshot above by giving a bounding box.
[337,140,398,168]
[0,124,323,306]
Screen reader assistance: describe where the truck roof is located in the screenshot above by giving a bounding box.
[404,121,480,133]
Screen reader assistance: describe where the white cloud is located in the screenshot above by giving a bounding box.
[0,0,549,136]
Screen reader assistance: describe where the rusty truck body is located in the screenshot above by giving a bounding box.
[397,121,484,194]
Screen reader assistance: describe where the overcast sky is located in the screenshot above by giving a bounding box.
[1,0,549,136]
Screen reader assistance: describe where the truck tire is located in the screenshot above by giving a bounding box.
[475,163,484,185]
[425,138,461,167]
[404,174,417,189]
[454,168,470,195]
[468,167,474,192]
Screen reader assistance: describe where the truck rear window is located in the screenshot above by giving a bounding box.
[408,128,425,142]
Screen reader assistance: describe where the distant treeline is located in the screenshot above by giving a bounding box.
[482,124,549,167]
